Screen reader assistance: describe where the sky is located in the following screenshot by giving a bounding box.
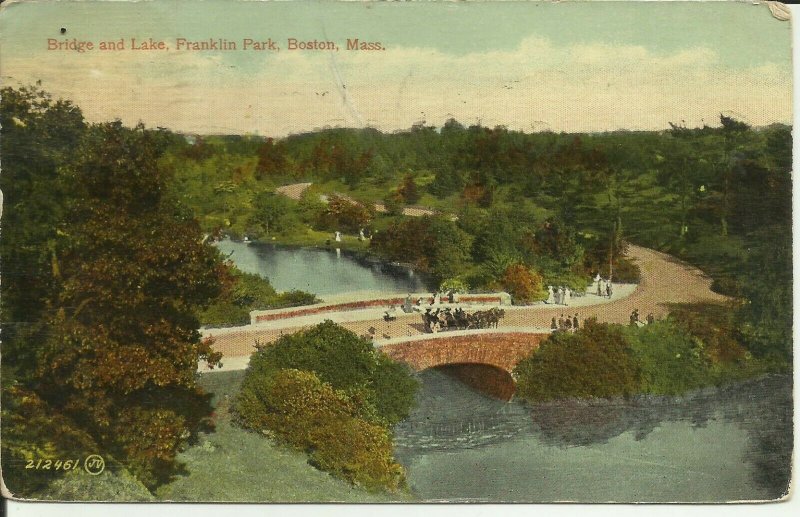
[0,0,792,136]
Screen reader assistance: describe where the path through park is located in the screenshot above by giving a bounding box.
[200,244,728,370]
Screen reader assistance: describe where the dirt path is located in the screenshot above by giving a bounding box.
[275,182,437,217]
[274,182,312,200]
[202,245,728,364]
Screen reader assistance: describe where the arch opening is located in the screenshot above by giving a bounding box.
[429,363,516,401]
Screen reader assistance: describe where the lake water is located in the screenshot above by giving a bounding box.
[394,369,793,502]
[215,239,428,296]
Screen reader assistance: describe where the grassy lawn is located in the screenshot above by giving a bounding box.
[269,228,372,253]
[156,370,412,502]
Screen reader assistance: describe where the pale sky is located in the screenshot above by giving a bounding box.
[0,0,792,136]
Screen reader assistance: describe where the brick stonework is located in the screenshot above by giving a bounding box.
[380,332,549,373]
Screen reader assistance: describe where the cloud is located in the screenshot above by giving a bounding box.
[1,36,791,135]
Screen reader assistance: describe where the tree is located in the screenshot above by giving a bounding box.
[250,190,298,236]
[254,137,289,180]
[317,194,374,233]
[514,320,641,401]
[500,264,545,304]
[371,216,472,284]
[0,85,86,353]
[29,121,224,488]
[397,173,420,204]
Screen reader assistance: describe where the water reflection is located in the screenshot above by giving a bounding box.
[215,239,429,295]
[395,370,792,501]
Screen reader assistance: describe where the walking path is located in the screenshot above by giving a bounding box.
[277,181,437,217]
[199,245,727,372]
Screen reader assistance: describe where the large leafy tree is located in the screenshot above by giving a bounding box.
[0,85,85,343]
[2,89,226,490]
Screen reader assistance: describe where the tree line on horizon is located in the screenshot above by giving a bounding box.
[0,85,792,497]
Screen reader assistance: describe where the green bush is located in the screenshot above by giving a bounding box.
[234,368,406,491]
[232,322,417,491]
[200,267,317,327]
[623,321,710,395]
[244,321,417,426]
[514,320,641,401]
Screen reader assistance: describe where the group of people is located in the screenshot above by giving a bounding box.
[593,274,614,298]
[630,309,656,327]
[545,286,573,306]
[551,313,581,332]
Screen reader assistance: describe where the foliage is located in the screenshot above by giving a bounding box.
[382,190,405,216]
[200,266,317,327]
[371,216,472,284]
[516,304,775,403]
[249,190,301,237]
[232,322,416,490]
[235,369,406,491]
[623,321,711,395]
[439,277,470,293]
[240,321,417,426]
[158,370,408,502]
[397,173,420,204]
[499,264,545,304]
[0,88,228,491]
[514,320,642,401]
[1,383,100,496]
[316,194,374,233]
[737,233,792,362]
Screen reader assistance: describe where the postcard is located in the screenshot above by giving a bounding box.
[0,0,793,504]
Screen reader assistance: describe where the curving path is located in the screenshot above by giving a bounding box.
[200,245,728,371]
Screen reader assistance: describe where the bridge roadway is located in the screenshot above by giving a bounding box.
[199,245,727,372]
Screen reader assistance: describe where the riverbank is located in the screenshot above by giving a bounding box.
[157,370,412,502]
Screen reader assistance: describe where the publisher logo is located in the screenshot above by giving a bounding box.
[83,454,105,475]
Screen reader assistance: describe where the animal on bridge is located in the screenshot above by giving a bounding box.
[422,307,505,333]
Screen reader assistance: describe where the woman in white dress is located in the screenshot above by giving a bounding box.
[563,287,571,306]
[546,286,555,304]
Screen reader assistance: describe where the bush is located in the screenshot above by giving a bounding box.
[200,267,317,327]
[514,320,641,401]
[623,321,711,395]
[235,368,406,491]
[244,321,417,425]
[439,278,470,293]
[233,322,417,490]
[500,263,546,304]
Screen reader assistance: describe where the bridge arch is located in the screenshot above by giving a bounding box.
[379,331,550,374]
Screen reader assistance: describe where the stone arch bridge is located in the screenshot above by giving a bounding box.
[378,330,550,374]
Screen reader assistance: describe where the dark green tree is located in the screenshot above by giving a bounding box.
[21,119,224,488]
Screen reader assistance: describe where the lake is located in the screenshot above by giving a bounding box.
[394,369,792,502]
[215,239,429,296]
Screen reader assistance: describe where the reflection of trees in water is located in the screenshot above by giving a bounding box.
[722,375,792,498]
[526,374,792,498]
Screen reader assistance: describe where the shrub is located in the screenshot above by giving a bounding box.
[500,263,546,304]
[200,267,317,327]
[234,368,406,491]
[514,320,641,401]
[623,321,711,395]
[439,278,470,294]
[397,173,420,204]
[316,194,374,233]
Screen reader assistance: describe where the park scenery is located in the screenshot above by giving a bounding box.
[0,0,793,504]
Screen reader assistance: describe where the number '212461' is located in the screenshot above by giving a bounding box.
[25,459,81,470]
